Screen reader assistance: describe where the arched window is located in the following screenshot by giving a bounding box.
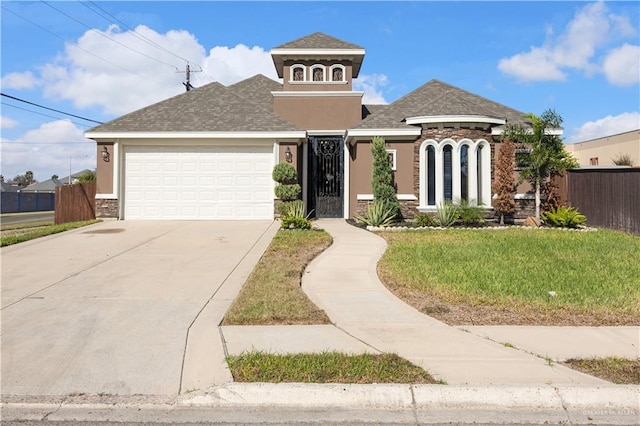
[419,138,491,210]
[330,65,345,82]
[443,145,453,201]
[460,144,469,201]
[427,145,436,206]
[311,65,325,82]
[291,65,305,82]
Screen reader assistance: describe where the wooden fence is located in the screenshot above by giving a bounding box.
[54,182,96,225]
[557,168,640,235]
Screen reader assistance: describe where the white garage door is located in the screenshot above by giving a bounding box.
[124,145,274,220]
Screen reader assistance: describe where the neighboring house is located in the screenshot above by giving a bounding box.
[58,170,94,186]
[86,32,536,221]
[20,178,64,193]
[565,129,640,167]
[1,182,20,192]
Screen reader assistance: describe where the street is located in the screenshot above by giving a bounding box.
[0,211,55,226]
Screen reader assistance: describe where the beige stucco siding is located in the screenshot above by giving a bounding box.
[565,129,640,166]
[274,95,362,130]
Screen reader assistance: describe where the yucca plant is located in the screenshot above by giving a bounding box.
[435,201,460,227]
[355,201,396,227]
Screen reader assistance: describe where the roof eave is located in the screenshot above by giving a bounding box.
[270,48,366,78]
[85,131,307,141]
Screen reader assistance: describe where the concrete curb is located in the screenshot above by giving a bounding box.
[3,385,639,425]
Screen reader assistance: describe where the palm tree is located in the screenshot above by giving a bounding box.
[504,109,578,220]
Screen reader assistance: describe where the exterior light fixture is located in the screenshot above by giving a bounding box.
[102,146,110,162]
[285,146,293,163]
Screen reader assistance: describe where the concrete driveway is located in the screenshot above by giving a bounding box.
[1,220,277,396]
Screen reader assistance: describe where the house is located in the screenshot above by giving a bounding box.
[86,32,535,221]
[20,178,64,193]
[565,129,640,167]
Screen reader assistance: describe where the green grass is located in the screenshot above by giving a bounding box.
[223,229,333,325]
[1,221,53,231]
[227,351,442,384]
[564,357,640,384]
[1,220,101,247]
[378,229,640,323]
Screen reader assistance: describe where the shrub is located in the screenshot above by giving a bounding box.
[541,206,586,228]
[415,213,437,227]
[281,216,312,230]
[355,201,396,227]
[457,199,485,226]
[272,162,300,202]
[272,162,297,183]
[435,201,460,227]
[493,138,516,224]
[274,184,301,201]
[371,136,400,219]
[612,153,634,167]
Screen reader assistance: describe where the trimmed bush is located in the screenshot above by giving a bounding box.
[371,136,400,219]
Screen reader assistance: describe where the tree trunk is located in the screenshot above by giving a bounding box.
[535,177,541,221]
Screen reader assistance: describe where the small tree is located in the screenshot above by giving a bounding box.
[12,170,36,186]
[371,136,400,219]
[272,162,301,202]
[612,153,635,167]
[77,170,96,183]
[493,138,517,224]
[503,109,578,220]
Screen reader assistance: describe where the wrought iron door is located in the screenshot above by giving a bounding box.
[308,137,344,218]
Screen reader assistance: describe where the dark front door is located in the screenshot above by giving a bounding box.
[308,136,344,218]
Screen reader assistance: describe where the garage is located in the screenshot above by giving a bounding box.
[123,145,274,220]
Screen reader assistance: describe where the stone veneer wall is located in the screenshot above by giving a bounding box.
[96,199,118,218]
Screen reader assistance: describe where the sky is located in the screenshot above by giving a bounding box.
[1,1,639,183]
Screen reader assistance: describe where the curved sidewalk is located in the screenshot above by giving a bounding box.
[300,219,633,386]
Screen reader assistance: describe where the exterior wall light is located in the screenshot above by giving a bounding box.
[102,146,110,162]
[285,146,293,163]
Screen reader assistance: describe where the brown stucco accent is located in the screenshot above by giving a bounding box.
[96,143,114,195]
[274,95,362,130]
[348,140,416,218]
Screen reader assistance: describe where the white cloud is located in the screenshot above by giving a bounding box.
[603,44,640,86]
[354,73,389,104]
[0,71,40,90]
[200,44,278,86]
[568,111,640,142]
[1,116,17,129]
[1,120,95,182]
[498,1,638,83]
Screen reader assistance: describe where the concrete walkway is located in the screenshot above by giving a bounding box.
[224,219,637,386]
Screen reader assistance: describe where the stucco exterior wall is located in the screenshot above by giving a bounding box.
[96,142,114,195]
[348,140,416,218]
[565,129,640,166]
[274,95,362,130]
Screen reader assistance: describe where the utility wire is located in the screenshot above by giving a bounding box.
[1,5,170,86]
[80,1,216,84]
[1,93,103,124]
[1,102,94,128]
[42,1,179,71]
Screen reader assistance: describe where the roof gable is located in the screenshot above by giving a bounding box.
[355,79,529,130]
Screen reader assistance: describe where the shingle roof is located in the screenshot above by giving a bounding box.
[228,74,282,110]
[20,178,64,192]
[355,79,529,129]
[89,80,300,133]
[274,32,364,50]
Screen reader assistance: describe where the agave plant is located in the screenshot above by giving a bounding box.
[355,200,396,227]
[435,201,460,227]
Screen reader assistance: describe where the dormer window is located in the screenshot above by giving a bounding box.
[291,65,305,82]
[311,65,325,81]
[330,65,345,82]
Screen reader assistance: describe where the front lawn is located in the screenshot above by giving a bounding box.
[377,229,640,325]
[564,357,640,384]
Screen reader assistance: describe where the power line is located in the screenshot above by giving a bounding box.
[1,5,170,86]
[42,1,179,71]
[1,93,103,124]
[1,102,94,128]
